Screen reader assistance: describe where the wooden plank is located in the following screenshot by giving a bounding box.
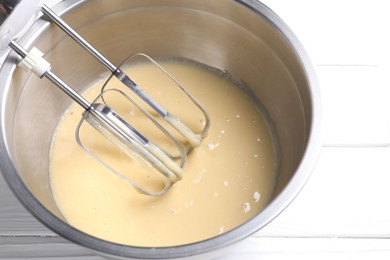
[0,176,54,236]
[318,65,390,146]
[260,0,390,66]
[1,0,390,258]
[0,237,99,259]
[261,1,390,145]
[2,147,390,238]
[220,237,390,260]
[2,236,390,260]
[258,147,390,238]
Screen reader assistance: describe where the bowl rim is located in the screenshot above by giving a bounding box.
[0,0,322,258]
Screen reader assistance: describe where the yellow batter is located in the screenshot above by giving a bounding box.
[50,59,276,247]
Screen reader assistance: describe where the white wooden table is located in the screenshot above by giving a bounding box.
[1,0,390,259]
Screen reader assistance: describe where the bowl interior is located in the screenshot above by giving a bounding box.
[0,0,318,258]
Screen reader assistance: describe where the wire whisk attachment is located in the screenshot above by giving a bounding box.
[6,4,210,196]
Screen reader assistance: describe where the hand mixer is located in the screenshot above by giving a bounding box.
[0,1,210,196]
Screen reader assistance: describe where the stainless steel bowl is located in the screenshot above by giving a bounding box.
[0,0,321,259]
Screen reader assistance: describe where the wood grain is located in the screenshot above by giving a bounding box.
[1,0,390,259]
[0,237,99,259]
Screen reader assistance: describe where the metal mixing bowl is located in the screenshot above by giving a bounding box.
[0,0,321,259]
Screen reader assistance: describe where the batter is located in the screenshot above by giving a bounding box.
[50,59,277,247]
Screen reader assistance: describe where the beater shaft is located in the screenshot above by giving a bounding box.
[9,40,91,110]
[41,4,203,147]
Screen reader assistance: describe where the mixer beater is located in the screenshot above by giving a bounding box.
[3,3,210,196]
